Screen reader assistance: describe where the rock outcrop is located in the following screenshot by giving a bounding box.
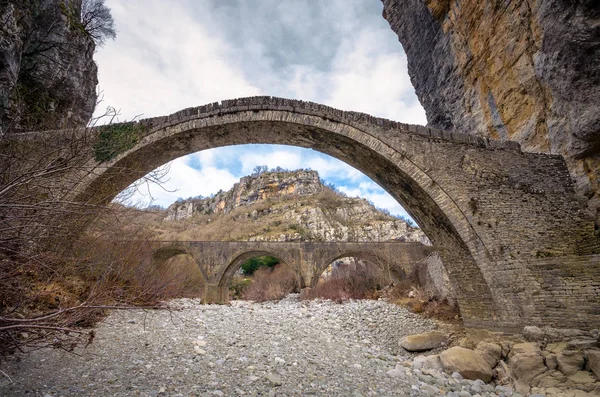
[0,0,98,134]
[381,0,600,227]
[166,170,323,220]
[164,169,429,244]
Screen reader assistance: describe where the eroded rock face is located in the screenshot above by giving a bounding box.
[381,0,600,227]
[166,170,323,219]
[0,0,98,134]
[164,170,428,244]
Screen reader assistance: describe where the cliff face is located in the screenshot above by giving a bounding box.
[0,0,97,134]
[166,170,324,220]
[163,170,427,244]
[381,0,600,226]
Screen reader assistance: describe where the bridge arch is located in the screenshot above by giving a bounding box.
[41,96,597,330]
[217,250,299,289]
[151,246,209,283]
[315,250,409,287]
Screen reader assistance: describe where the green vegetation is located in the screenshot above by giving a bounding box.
[240,256,280,275]
[93,122,146,162]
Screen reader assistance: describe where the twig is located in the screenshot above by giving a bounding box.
[0,369,12,383]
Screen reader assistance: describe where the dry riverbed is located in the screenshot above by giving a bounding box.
[1,295,509,396]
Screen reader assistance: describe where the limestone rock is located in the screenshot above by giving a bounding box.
[586,350,600,379]
[567,339,599,350]
[475,342,502,369]
[545,353,558,371]
[510,354,547,385]
[524,326,546,342]
[508,342,547,394]
[557,350,585,376]
[510,342,541,358]
[401,331,448,352]
[439,346,493,382]
[265,373,282,386]
[381,0,600,226]
[0,0,98,133]
[413,354,443,372]
[493,361,511,385]
[566,371,597,388]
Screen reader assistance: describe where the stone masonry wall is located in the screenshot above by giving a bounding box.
[13,96,600,330]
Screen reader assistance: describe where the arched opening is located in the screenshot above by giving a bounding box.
[216,250,299,303]
[150,247,206,298]
[69,100,502,328]
[310,253,400,301]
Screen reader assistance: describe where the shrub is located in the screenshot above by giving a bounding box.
[240,256,279,275]
[303,261,389,302]
[242,264,297,302]
[229,275,251,299]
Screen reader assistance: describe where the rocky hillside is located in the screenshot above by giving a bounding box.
[159,170,427,243]
[381,0,600,227]
[0,0,99,134]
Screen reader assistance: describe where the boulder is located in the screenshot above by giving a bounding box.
[545,353,559,370]
[557,350,585,376]
[508,343,547,395]
[547,342,568,354]
[439,346,493,382]
[475,341,502,368]
[510,342,541,358]
[585,349,600,379]
[493,361,511,385]
[566,371,597,387]
[400,331,448,352]
[524,326,546,342]
[413,354,443,372]
[510,354,547,384]
[532,370,567,389]
[567,339,599,350]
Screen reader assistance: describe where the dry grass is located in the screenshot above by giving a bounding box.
[387,277,461,323]
[0,205,203,357]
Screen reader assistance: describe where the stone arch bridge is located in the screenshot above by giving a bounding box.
[8,96,600,331]
[152,241,433,304]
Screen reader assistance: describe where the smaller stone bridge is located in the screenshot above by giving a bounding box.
[150,241,433,303]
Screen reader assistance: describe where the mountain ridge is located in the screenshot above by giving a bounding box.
[159,169,428,244]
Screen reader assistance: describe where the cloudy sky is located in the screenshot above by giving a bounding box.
[95,0,427,219]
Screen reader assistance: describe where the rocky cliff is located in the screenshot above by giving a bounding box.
[381,0,600,227]
[162,170,428,244]
[0,0,98,134]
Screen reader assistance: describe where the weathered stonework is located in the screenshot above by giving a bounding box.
[151,240,432,304]
[11,97,600,331]
[381,0,600,228]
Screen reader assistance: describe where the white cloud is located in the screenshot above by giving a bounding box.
[96,0,260,121]
[238,149,303,174]
[338,185,410,219]
[123,157,238,207]
[99,0,422,222]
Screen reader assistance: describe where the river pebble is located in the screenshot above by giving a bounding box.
[0,295,511,396]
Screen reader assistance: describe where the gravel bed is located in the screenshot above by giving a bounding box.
[0,295,513,396]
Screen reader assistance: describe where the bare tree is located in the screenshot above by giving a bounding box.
[80,0,116,47]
